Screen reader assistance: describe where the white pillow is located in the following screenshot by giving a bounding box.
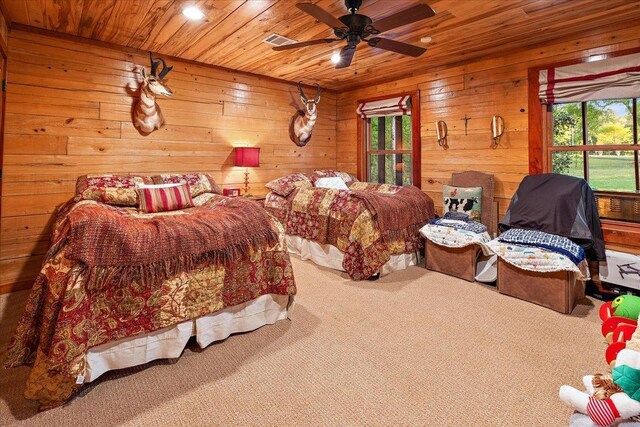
[314,177,349,190]
[137,182,182,189]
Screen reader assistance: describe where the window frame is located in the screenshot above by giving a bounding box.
[528,47,640,248]
[547,99,639,193]
[528,46,640,176]
[356,90,421,188]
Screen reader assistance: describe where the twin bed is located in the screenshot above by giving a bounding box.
[5,170,434,409]
[263,171,435,280]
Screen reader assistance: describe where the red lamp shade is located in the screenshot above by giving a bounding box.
[235,147,260,167]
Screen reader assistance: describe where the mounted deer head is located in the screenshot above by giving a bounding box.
[298,81,321,115]
[133,52,174,134]
[289,82,322,146]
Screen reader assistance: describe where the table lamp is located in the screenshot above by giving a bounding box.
[234,147,260,196]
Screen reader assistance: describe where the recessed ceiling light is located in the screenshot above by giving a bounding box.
[330,52,341,64]
[183,6,205,20]
[420,37,432,44]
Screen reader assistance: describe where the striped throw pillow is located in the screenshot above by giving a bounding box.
[137,183,194,213]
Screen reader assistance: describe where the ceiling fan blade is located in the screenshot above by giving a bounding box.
[371,4,436,34]
[272,38,340,51]
[335,45,356,69]
[369,38,426,57]
[296,3,345,29]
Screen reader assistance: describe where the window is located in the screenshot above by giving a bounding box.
[366,115,413,185]
[357,92,421,187]
[550,98,639,193]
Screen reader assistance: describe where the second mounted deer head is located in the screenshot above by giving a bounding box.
[133,52,174,135]
[289,82,322,146]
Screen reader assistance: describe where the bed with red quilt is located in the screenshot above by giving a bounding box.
[264,171,435,280]
[4,173,296,410]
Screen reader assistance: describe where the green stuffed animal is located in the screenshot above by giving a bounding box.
[612,295,640,321]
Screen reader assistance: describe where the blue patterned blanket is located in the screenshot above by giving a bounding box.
[498,228,585,265]
[430,213,487,234]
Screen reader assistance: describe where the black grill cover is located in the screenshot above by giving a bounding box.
[499,173,605,261]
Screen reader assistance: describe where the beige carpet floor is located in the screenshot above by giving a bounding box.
[0,256,606,426]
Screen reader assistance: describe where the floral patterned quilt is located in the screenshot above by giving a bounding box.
[265,182,435,280]
[486,240,590,279]
[4,193,296,410]
[420,224,492,255]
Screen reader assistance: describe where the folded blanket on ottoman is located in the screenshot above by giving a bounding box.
[498,228,585,265]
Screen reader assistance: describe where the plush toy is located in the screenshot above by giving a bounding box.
[560,373,640,426]
[599,299,640,367]
[602,296,640,322]
[560,313,640,426]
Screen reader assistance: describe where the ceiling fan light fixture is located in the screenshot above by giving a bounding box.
[183,6,205,20]
[420,36,432,44]
[275,2,436,68]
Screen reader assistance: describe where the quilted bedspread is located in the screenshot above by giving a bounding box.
[487,240,590,279]
[420,224,492,254]
[265,182,435,280]
[4,193,296,409]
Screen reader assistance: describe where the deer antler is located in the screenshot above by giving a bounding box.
[149,52,161,77]
[313,83,322,103]
[297,81,308,102]
[148,52,173,80]
[157,58,173,80]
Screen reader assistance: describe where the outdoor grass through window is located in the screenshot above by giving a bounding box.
[551,98,639,193]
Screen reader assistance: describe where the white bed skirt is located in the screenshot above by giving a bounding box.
[84,294,293,382]
[285,234,417,276]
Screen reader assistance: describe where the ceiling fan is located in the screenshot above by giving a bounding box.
[272,0,435,69]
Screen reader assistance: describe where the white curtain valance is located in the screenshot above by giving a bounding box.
[539,52,640,104]
[357,95,411,118]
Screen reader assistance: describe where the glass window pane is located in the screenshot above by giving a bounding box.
[385,116,393,150]
[553,103,583,146]
[367,113,414,186]
[385,154,394,183]
[369,118,379,150]
[402,153,413,186]
[368,153,413,185]
[369,154,376,182]
[552,151,584,178]
[369,154,386,184]
[402,115,412,150]
[586,99,633,145]
[587,151,635,192]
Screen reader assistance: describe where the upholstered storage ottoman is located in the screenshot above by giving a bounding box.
[497,259,585,314]
[426,240,481,282]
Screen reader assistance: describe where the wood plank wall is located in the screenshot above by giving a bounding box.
[336,24,640,230]
[0,28,337,294]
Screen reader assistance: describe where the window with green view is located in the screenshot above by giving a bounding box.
[551,98,639,193]
[367,114,413,185]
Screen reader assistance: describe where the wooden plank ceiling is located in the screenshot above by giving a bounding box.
[2,0,639,91]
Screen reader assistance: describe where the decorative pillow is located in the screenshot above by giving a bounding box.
[314,177,349,190]
[76,174,153,206]
[443,185,482,221]
[152,173,221,197]
[265,173,312,197]
[137,183,194,213]
[138,183,181,189]
[313,169,358,183]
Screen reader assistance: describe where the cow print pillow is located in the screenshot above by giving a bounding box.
[442,185,482,221]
